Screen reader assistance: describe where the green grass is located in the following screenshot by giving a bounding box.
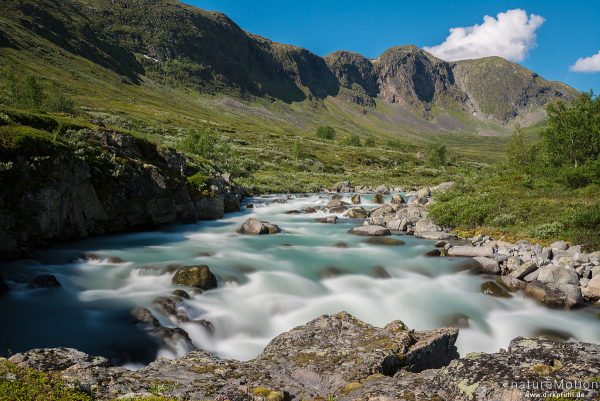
[428,166,600,249]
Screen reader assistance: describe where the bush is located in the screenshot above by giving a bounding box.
[345,134,361,147]
[0,71,76,113]
[426,143,447,167]
[528,222,565,239]
[365,137,375,147]
[572,202,600,230]
[315,125,335,140]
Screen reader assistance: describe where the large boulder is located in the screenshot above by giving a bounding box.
[372,193,385,204]
[508,260,538,280]
[350,194,361,204]
[172,265,217,290]
[344,207,369,219]
[537,265,579,286]
[235,218,281,234]
[524,281,584,309]
[582,274,600,300]
[349,225,391,236]
[472,257,500,274]
[326,199,350,209]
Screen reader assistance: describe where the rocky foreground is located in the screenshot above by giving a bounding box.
[6,312,600,401]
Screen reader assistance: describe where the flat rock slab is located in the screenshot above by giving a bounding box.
[349,225,391,236]
[447,246,494,257]
[473,256,500,274]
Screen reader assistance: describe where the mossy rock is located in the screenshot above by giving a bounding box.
[171,265,217,290]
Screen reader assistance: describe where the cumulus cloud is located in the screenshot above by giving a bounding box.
[570,51,600,72]
[424,9,545,62]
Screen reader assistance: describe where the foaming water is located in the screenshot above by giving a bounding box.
[1,193,599,363]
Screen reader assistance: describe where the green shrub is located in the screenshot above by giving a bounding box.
[426,143,447,167]
[187,171,211,190]
[572,202,600,230]
[345,134,361,147]
[315,125,335,140]
[365,137,375,147]
[0,71,76,113]
[528,222,565,239]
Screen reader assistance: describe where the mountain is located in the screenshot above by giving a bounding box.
[1,0,576,125]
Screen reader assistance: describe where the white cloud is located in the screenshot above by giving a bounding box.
[570,50,600,72]
[424,9,545,62]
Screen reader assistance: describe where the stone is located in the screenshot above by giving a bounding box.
[524,281,584,309]
[435,240,448,248]
[550,240,569,251]
[130,307,196,353]
[390,194,404,204]
[413,218,443,233]
[369,266,391,279]
[472,257,500,274]
[537,265,579,286]
[374,185,390,194]
[373,193,385,204]
[480,281,512,298]
[171,265,217,290]
[314,215,338,224]
[350,194,361,204]
[27,274,61,289]
[415,231,457,240]
[349,225,391,236]
[304,207,318,213]
[364,237,405,246]
[344,207,369,219]
[496,276,527,292]
[172,289,190,299]
[326,199,349,208]
[416,187,430,198]
[235,218,281,234]
[582,275,600,300]
[153,296,189,323]
[446,246,494,257]
[508,260,538,280]
[425,249,442,257]
[506,257,521,272]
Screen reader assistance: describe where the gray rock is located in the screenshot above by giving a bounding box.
[326,199,350,209]
[349,225,391,236]
[496,276,527,292]
[343,207,369,219]
[172,265,217,290]
[372,193,385,204]
[374,185,390,194]
[447,246,494,257]
[390,194,404,204]
[235,218,281,234]
[415,231,457,240]
[473,257,500,274]
[524,281,584,309]
[314,215,338,224]
[550,240,569,251]
[480,281,512,298]
[582,275,600,300]
[350,194,361,204]
[537,265,579,286]
[508,260,538,280]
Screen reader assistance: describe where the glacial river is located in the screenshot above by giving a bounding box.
[1,193,599,366]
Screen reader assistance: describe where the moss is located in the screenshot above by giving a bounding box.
[187,171,211,190]
[251,386,283,400]
[0,125,65,155]
[189,364,218,374]
[457,379,479,400]
[0,358,92,401]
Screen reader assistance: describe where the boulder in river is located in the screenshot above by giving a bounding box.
[582,275,600,300]
[27,274,61,289]
[350,194,361,204]
[372,193,385,204]
[480,281,512,298]
[344,207,369,219]
[524,281,583,309]
[130,307,196,353]
[472,257,500,274]
[390,194,404,204]
[508,260,538,280]
[349,225,391,236]
[235,218,281,234]
[536,265,579,286]
[364,237,405,246]
[314,215,338,224]
[172,265,217,290]
[326,199,349,209]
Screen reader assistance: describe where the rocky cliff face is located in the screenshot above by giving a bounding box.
[7,313,599,400]
[0,123,242,260]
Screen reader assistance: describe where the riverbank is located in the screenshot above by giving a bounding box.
[3,312,600,401]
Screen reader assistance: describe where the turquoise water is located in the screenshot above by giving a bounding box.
[1,193,599,365]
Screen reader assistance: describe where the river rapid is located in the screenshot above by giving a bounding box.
[1,193,599,366]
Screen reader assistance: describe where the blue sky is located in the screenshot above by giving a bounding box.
[187,0,600,93]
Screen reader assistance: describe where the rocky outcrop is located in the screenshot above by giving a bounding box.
[8,312,459,400]
[0,128,243,260]
[8,313,600,401]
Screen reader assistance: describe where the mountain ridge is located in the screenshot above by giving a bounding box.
[0,0,578,130]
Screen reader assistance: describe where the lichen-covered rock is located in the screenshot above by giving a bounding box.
[344,207,369,219]
[431,337,600,401]
[171,265,217,290]
[524,281,584,309]
[235,218,282,234]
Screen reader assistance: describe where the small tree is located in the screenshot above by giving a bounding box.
[541,92,600,168]
[426,143,447,167]
[345,134,361,147]
[316,125,335,140]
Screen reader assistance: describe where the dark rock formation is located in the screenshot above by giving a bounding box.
[235,218,282,234]
[0,129,242,260]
